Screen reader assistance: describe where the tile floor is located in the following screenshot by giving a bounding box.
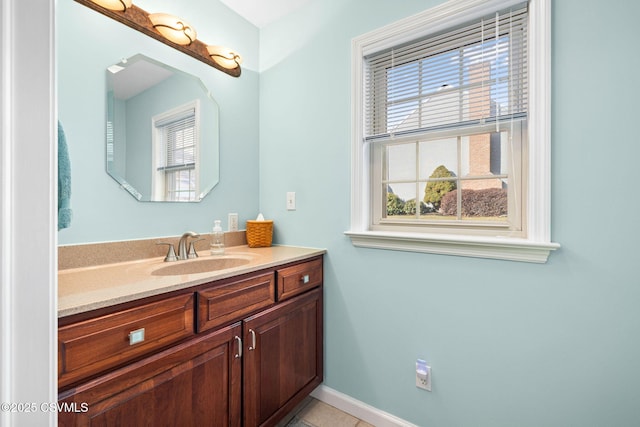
[279,397,375,427]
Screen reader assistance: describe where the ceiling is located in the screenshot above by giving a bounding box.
[109,58,174,100]
[219,0,311,28]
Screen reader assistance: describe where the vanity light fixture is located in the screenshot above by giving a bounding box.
[74,0,242,77]
[148,13,197,46]
[88,0,131,11]
[206,46,243,70]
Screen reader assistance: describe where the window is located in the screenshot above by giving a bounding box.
[347,0,559,263]
[152,101,200,201]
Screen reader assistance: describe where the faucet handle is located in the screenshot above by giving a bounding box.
[156,243,178,262]
[177,231,200,260]
[187,238,205,259]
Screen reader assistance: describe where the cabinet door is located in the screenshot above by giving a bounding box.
[59,322,242,427]
[243,287,323,427]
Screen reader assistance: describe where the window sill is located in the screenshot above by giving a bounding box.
[344,230,560,263]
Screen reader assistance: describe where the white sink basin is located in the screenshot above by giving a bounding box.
[151,257,251,276]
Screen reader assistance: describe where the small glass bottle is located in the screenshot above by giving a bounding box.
[210,220,225,255]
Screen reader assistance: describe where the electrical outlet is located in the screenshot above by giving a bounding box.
[228,213,238,231]
[286,192,296,210]
[416,359,431,391]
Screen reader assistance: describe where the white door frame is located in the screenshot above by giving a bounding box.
[1,0,57,426]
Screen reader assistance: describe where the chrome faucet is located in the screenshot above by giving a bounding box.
[177,231,200,260]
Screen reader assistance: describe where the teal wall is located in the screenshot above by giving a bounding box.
[259,0,640,426]
[57,0,260,244]
[58,0,640,425]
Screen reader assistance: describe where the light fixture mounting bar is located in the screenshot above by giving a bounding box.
[74,0,241,78]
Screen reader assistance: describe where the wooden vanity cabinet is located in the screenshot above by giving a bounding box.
[243,287,323,427]
[58,255,323,427]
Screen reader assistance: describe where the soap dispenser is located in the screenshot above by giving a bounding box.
[210,220,225,255]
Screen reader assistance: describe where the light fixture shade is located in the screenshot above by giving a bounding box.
[89,0,132,11]
[206,46,243,70]
[149,13,197,46]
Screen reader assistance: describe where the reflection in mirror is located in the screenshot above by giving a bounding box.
[106,54,219,202]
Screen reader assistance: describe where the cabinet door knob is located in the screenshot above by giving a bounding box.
[300,274,310,284]
[248,329,256,351]
[234,336,242,358]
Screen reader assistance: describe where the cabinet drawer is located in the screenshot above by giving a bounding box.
[276,257,323,301]
[58,293,195,388]
[197,272,275,333]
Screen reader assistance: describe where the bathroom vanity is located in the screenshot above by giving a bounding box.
[57,246,324,427]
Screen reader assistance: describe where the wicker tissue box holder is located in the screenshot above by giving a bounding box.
[246,220,273,248]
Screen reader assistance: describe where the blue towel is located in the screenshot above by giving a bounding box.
[58,121,72,230]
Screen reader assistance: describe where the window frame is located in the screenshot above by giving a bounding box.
[346,0,559,263]
[151,100,201,202]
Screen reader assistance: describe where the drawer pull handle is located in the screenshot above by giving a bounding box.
[248,329,256,351]
[129,328,145,346]
[301,274,310,284]
[234,336,242,358]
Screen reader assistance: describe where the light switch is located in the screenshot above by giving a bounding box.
[286,192,296,210]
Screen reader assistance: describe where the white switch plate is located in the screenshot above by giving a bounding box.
[286,192,296,210]
[228,213,238,231]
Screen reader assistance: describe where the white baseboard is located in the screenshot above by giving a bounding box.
[310,384,418,427]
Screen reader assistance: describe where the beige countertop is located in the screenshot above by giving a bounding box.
[58,245,325,318]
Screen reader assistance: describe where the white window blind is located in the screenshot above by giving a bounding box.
[156,109,196,172]
[364,2,528,140]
